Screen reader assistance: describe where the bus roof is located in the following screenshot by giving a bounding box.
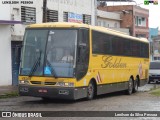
[28,22,90,28]
[90,25,149,43]
[27,22,149,43]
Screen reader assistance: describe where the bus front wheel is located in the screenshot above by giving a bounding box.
[87,81,95,100]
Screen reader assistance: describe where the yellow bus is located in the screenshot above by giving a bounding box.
[19,22,150,100]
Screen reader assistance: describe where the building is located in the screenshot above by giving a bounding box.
[0,4,12,86]
[0,0,96,86]
[98,5,149,38]
[149,27,160,60]
[96,9,129,35]
[0,3,22,86]
[97,10,121,28]
[149,27,159,39]
[152,35,160,60]
[149,27,158,60]
[11,0,96,42]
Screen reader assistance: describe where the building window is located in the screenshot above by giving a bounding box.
[136,16,138,26]
[97,21,101,26]
[136,34,146,38]
[21,6,36,24]
[103,21,106,27]
[63,12,68,22]
[47,10,58,22]
[135,16,146,27]
[114,23,117,28]
[83,14,91,25]
[138,18,142,26]
[142,17,145,21]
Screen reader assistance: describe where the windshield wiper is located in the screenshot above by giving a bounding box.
[29,51,41,77]
[46,59,57,78]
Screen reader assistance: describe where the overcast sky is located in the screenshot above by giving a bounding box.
[106,0,160,29]
[137,0,160,29]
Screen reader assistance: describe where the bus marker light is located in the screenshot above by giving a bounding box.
[43,90,47,93]
[38,90,43,92]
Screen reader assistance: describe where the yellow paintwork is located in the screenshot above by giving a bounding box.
[19,22,150,88]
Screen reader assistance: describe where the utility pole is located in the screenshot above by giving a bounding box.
[43,0,47,23]
[95,0,98,26]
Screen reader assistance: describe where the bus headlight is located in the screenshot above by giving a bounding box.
[19,80,29,85]
[56,82,74,87]
[68,83,74,87]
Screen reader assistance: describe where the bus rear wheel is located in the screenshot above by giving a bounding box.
[133,79,138,93]
[126,78,133,95]
[87,81,95,100]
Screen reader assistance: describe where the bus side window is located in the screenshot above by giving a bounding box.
[76,28,89,80]
[77,29,89,63]
[124,39,131,56]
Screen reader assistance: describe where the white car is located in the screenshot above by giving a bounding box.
[149,61,160,83]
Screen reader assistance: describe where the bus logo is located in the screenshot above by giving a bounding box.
[2,112,11,117]
[101,56,127,68]
[144,0,158,5]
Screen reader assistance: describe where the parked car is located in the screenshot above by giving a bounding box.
[149,61,160,83]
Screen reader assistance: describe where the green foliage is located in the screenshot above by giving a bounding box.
[150,88,160,96]
[0,91,19,99]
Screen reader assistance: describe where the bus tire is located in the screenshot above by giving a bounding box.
[133,78,138,93]
[87,81,95,100]
[126,78,133,95]
[148,80,151,84]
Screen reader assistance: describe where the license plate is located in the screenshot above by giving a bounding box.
[38,89,48,93]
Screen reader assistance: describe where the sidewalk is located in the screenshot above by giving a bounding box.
[0,86,18,96]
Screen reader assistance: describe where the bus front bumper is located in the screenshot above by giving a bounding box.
[19,85,87,100]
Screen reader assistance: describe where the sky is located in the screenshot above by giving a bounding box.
[106,0,160,29]
[137,0,160,29]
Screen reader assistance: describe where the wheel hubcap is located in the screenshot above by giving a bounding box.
[135,81,138,90]
[129,80,133,93]
[88,84,93,97]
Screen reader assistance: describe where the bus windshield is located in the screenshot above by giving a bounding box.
[20,29,77,78]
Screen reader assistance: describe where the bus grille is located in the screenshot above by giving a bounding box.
[45,82,56,85]
[30,81,41,85]
[30,81,56,85]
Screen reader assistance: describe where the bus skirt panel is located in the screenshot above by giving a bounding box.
[19,85,87,100]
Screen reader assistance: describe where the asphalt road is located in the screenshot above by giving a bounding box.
[0,83,160,120]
